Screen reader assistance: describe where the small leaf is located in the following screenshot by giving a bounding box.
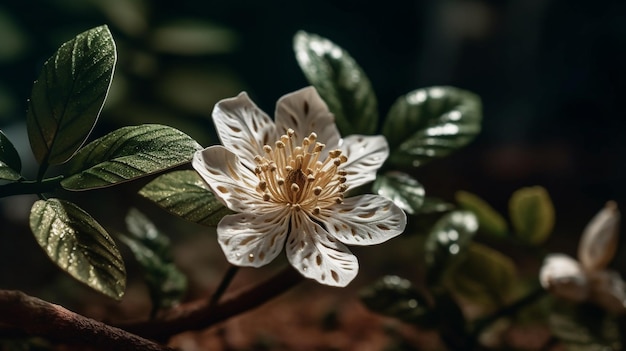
[0,130,21,180]
[456,190,508,237]
[26,25,116,166]
[293,31,378,135]
[119,208,186,311]
[382,87,482,168]
[61,125,202,190]
[424,210,478,286]
[139,170,232,226]
[373,171,425,215]
[29,198,126,299]
[509,186,555,245]
[360,275,434,326]
[444,242,517,307]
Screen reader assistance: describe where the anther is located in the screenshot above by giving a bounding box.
[313,186,323,196]
[263,193,271,201]
[313,143,325,152]
[293,204,302,212]
[276,140,285,149]
[263,145,272,153]
[328,149,342,158]
[287,128,295,137]
[307,174,316,182]
[259,181,267,191]
[333,159,342,166]
[338,170,348,176]
[291,183,300,193]
[254,155,264,164]
[313,207,321,215]
[339,176,347,184]
[339,184,349,192]
[277,178,285,186]
[339,155,348,163]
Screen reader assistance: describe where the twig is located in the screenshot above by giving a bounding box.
[0,290,173,351]
[120,265,304,341]
[207,265,239,311]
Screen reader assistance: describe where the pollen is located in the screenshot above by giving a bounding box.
[252,131,349,213]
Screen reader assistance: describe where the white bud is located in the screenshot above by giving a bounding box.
[539,254,589,302]
[578,201,620,271]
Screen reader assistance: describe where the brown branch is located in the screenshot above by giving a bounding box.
[0,290,173,351]
[120,265,304,341]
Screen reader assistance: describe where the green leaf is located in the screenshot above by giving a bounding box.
[119,208,186,311]
[139,170,232,226]
[0,130,21,180]
[29,198,125,299]
[382,86,482,168]
[359,275,434,326]
[61,125,202,190]
[444,242,517,307]
[424,210,478,286]
[456,190,508,237]
[293,31,378,135]
[372,171,425,215]
[509,186,555,245]
[26,25,116,166]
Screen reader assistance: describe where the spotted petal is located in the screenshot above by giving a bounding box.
[213,92,279,170]
[217,209,290,267]
[539,253,589,302]
[338,135,389,188]
[275,87,341,154]
[286,212,358,287]
[319,194,406,246]
[193,146,273,213]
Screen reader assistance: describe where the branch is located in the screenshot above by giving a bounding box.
[0,290,173,351]
[120,266,304,341]
[0,176,63,198]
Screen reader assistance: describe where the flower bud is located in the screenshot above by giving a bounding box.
[578,201,620,272]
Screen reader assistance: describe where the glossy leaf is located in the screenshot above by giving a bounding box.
[0,130,21,180]
[382,87,482,168]
[61,125,202,190]
[293,31,378,135]
[29,198,125,299]
[456,190,508,237]
[445,242,517,307]
[424,210,478,286]
[360,275,434,326]
[509,186,555,245]
[119,208,186,311]
[373,171,425,215]
[26,25,116,166]
[139,170,232,226]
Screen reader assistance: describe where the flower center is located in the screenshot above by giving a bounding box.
[253,128,348,214]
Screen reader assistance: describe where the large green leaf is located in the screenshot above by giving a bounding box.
[0,130,21,181]
[456,190,508,238]
[444,242,517,307]
[26,25,116,166]
[382,86,482,168]
[61,125,202,190]
[360,275,434,326]
[372,171,424,215]
[29,198,125,299]
[509,186,555,245]
[293,31,378,135]
[139,170,232,226]
[119,208,186,312]
[424,210,478,286]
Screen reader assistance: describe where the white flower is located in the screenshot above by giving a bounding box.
[192,87,407,287]
[539,201,625,313]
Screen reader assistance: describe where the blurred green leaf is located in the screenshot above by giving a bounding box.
[372,171,424,215]
[29,198,125,300]
[293,31,378,135]
[150,19,238,55]
[360,275,434,326]
[550,302,621,350]
[119,208,186,312]
[418,197,455,214]
[61,125,202,190]
[445,243,517,307]
[509,186,555,245]
[139,170,232,226]
[0,130,21,180]
[456,190,508,237]
[382,87,482,168]
[424,210,478,286]
[26,25,116,166]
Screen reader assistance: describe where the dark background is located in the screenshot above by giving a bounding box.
[1,0,626,303]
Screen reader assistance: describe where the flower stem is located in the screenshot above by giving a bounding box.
[0,176,63,198]
[208,264,240,311]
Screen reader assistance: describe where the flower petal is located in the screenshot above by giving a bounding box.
[319,194,406,246]
[578,201,620,271]
[588,269,626,314]
[217,209,290,267]
[338,135,389,188]
[539,253,589,302]
[286,212,358,287]
[213,92,278,170]
[193,146,273,212]
[275,87,340,152]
